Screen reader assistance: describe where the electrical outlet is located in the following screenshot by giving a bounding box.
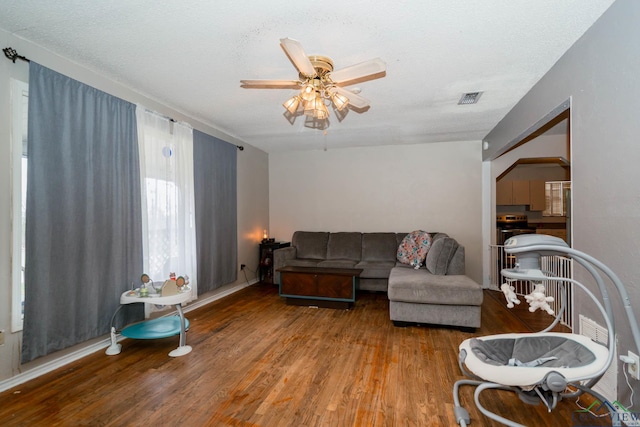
[628,351,640,380]
[240,264,246,270]
[0,329,5,346]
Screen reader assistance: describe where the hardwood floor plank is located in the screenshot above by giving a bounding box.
[0,286,611,426]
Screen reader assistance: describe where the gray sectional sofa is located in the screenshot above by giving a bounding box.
[273,231,483,330]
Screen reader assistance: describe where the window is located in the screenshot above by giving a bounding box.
[136,107,198,302]
[144,177,181,276]
[544,181,571,217]
[10,79,28,332]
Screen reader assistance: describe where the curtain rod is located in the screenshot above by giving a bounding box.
[149,109,244,151]
[2,47,243,151]
[3,47,30,63]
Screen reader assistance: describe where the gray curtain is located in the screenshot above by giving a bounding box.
[22,63,143,363]
[193,130,237,294]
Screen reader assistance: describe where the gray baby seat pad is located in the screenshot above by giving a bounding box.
[470,335,596,368]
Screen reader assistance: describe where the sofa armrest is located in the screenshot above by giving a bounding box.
[446,245,465,275]
[273,247,297,284]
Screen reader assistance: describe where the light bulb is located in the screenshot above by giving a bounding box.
[300,83,316,102]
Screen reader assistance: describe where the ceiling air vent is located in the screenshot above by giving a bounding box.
[458,92,483,105]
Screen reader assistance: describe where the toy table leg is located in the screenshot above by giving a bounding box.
[169,303,192,357]
[105,305,125,355]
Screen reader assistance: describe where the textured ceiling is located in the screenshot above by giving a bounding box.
[0,1,614,153]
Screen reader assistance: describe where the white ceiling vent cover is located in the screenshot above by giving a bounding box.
[458,92,483,105]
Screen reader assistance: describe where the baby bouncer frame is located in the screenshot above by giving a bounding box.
[453,234,640,427]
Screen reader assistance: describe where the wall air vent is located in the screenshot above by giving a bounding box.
[580,315,617,402]
[458,92,483,105]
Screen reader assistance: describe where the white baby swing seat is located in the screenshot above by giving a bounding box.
[461,331,609,388]
[453,234,640,427]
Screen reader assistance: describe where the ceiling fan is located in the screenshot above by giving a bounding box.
[241,38,386,129]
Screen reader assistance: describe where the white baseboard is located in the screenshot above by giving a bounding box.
[0,279,256,393]
[183,279,255,313]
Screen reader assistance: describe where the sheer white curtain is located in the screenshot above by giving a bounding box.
[136,106,197,301]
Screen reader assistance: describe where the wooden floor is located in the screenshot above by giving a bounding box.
[0,285,611,426]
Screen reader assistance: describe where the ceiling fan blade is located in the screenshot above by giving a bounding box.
[240,79,300,89]
[280,38,317,78]
[334,86,370,109]
[331,58,386,85]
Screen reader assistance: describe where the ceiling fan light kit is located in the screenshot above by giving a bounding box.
[330,91,349,111]
[303,94,329,119]
[283,95,301,114]
[241,38,386,129]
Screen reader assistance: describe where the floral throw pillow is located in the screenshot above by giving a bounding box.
[397,230,432,269]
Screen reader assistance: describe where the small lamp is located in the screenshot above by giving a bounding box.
[262,229,269,243]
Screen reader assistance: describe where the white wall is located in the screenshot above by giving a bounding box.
[0,29,269,383]
[483,0,640,402]
[269,141,483,284]
[491,132,568,181]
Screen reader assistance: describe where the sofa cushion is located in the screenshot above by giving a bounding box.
[283,259,322,268]
[359,278,389,292]
[425,236,459,275]
[396,233,410,247]
[355,260,396,278]
[292,231,330,260]
[361,233,398,262]
[431,232,449,242]
[388,268,482,306]
[397,232,440,258]
[394,262,425,269]
[317,260,359,269]
[327,232,362,261]
[397,230,432,268]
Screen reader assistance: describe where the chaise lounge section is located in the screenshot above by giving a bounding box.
[388,267,483,330]
[273,231,483,330]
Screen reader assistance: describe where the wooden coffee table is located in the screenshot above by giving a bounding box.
[277,266,363,309]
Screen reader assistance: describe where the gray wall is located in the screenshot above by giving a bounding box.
[0,29,269,383]
[269,141,484,284]
[484,0,640,401]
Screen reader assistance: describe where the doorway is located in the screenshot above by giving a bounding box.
[486,104,574,329]
[491,106,571,248]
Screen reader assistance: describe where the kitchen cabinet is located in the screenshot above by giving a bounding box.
[512,181,530,205]
[496,180,530,205]
[496,180,513,205]
[529,180,546,211]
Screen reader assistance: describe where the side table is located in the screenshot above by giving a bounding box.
[259,241,290,284]
[106,287,193,357]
